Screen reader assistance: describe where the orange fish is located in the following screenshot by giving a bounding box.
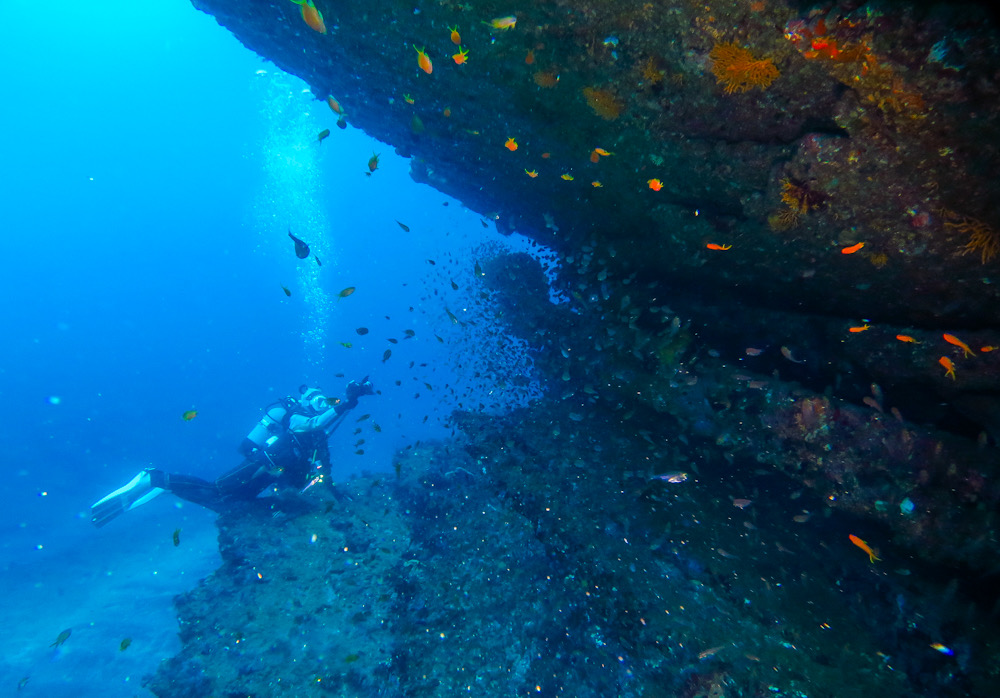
[561,173,574,181]
[849,324,870,333]
[590,150,600,163]
[181,410,197,421]
[943,333,974,358]
[300,1,326,34]
[841,242,865,254]
[525,49,535,65]
[403,93,415,105]
[327,96,343,114]
[540,152,551,159]
[896,334,920,344]
[981,346,997,353]
[706,243,731,251]
[781,346,806,364]
[745,347,763,356]
[452,46,469,65]
[939,356,956,380]
[504,137,518,151]
[414,45,433,74]
[442,107,451,117]
[449,25,461,45]
[648,178,663,191]
[848,534,880,563]
[591,181,602,188]
[367,152,380,173]
[524,169,538,178]
[594,148,613,157]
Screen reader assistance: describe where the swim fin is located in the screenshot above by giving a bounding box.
[90,468,164,527]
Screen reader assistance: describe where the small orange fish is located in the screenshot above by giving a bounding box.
[942,333,974,358]
[981,346,997,352]
[504,137,518,151]
[896,334,920,344]
[732,498,752,509]
[561,173,574,181]
[327,96,343,114]
[524,169,538,178]
[300,1,327,34]
[452,46,469,65]
[540,152,551,159]
[442,107,451,117]
[590,149,600,163]
[367,152,380,173]
[939,356,956,380]
[848,534,880,563]
[591,181,602,188]
[403,93,415,105]
[414,45,433,74]
[841,242,865,254]
[484,15,517,30]
[745,347,763,356]
[525,49,535,65]
[849,324,870,333]
[706,243,732,251]
[648,178,663,191]
[181,410,197,421]
[449,25,461,45]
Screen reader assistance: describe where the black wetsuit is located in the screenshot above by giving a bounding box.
[148,406,334,512]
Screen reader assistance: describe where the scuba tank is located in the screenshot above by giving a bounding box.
[239,398,299,458]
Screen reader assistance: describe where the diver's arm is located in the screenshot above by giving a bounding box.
[288,405,347,435]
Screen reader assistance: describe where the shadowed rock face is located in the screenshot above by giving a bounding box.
[192,0,1000,327]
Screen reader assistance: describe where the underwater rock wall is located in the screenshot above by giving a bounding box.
[148,409,996,697]
[192,0,1000,328]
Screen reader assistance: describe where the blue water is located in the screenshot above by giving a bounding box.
[0,3,535,695]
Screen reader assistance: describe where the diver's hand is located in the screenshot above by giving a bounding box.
[345,379,375,402]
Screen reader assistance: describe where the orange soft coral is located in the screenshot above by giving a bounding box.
[709,42,779,93]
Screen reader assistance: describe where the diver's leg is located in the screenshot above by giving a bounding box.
[213,458,276,503]
[158,472,228,511]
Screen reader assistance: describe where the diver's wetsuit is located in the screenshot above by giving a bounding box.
[147,398,344,512]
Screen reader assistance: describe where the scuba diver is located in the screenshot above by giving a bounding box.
[90,379,375,527]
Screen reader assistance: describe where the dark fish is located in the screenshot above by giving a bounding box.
[344,653,360,663]
[368,152,380,173]
[336,116,347,129]
[338,286,356,299]
[373,423,382,432]
[387,338,398,344]
[339,342,352,348]
[354,449,365,455]
[445,308,459,324]
[356,414,371,422]
[474,261,484,277]
[288,231,310,259]
[181,410,197,421]
[354,439,365,447]
[435,334,444,343]
[356,327,369,335]
[382,349,392,363]
[172,529,181,547]
[404,330,415,338]
[450,279,459,290]
[317,128,330,142]
[281,285,291,297]
[335,372,345,377]
[18,677,29,690]
[314,254,322,266]
[396,220,410,232]
[50,629,71,647]
[427,259,436,265]
[120,638,132,652]
[410,114,424,134]
[480,219,488,228]
[353,428,362,435]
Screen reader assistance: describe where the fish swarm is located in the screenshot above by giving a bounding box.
[582,87,623,120]
[944,212,999,264]
[709,42,779,93]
